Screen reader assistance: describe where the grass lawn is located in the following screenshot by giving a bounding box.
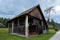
[0,28,56,40]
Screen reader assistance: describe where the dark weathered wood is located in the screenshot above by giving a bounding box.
[8,5,48,37]
[8,22,12,33]
[29,7,42,20]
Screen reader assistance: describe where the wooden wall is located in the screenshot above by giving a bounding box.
[29,7,42,20]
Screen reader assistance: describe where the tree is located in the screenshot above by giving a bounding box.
[44,6,54,23]
[0,17,9,28]
[51,19,55,28]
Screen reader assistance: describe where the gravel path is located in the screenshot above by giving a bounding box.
[49,30,60,40]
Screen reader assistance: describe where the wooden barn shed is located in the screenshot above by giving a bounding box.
[7,5,48,37]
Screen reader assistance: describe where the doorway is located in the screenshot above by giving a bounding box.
[29,25,38,35]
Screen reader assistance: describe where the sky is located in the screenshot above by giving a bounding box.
[0,0,60,23]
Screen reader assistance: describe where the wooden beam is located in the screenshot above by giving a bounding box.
[12,21,14,33]
[42,21,43,26]
[25,15,29,37]
[18,19,19,27]
[8,23,10,33]
[42,21,47,34]
[17,19,19,33]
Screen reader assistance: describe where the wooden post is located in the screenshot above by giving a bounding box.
[25,15,29,37]
[18,19,19,27]
[42,21,44,33]
[8,23,9,33]
[42,21,43,27]
[42,21,47,34]
[12,21,14,33]
[17,19,19,33]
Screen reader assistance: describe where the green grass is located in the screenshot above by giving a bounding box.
[29,30,56,40]
[0,28,56,40]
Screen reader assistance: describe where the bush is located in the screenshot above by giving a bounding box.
[55,28,59,31]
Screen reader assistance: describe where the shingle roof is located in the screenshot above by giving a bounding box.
[8,4,40,22]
